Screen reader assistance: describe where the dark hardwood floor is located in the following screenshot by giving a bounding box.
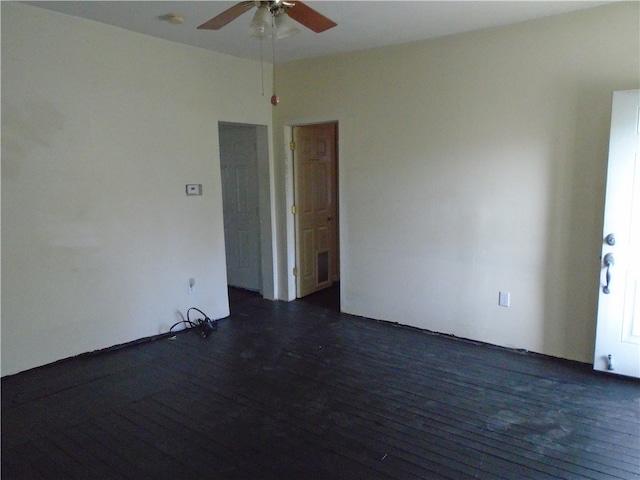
[2,286,639,479]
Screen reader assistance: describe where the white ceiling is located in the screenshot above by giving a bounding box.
[24,1,614,63]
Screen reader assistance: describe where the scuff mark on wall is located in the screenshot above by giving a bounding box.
[2,99,65,180]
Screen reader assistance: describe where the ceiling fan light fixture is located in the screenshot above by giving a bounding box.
[275,12,300,39]
[249,5,271,38]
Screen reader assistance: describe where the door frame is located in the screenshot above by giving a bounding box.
[218,121,276,300]
[283,120,340,302]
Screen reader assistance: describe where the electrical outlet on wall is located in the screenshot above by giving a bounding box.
[499,291,510,307]
[189,278,195,295]
[186,184,202,196]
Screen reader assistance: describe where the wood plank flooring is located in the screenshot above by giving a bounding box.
[2,286,639,479]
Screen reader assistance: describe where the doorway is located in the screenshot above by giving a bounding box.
[218,122,272,296]
[292,122,340,301]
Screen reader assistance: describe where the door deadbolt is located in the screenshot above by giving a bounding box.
[605,233,616,246]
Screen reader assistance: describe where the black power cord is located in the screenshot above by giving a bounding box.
[169,307,217,338]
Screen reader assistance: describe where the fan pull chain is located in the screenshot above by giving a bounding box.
[270,14,279,106]
[260,36,264,96]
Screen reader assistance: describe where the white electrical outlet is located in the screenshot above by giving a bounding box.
[499,291,510,307]
[188,278,195,295]
[186,184,202,196]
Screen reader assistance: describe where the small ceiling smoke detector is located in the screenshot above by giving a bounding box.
[163,13,185,25]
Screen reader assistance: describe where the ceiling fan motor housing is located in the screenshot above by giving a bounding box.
[197,1,337,33]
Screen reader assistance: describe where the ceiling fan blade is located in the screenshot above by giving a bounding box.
[197,1,255,30]
[286,1,337,33]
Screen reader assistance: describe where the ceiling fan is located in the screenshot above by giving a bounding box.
[198,1,335,106]
[197,1,337,34]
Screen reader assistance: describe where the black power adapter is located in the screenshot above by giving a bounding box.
[169,307,217,338]
[197,317,217,338]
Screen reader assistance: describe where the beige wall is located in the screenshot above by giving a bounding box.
[273,2,640,363]
[1,3,274,375]
[3,2,638,375]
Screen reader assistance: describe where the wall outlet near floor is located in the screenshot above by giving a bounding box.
[499,291,510,307]
[189,278,195,295]
[186,184,202,196]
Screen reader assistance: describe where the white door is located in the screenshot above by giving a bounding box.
[293,123,339,298]
[594,90,640,378]
[219,124,261,292]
